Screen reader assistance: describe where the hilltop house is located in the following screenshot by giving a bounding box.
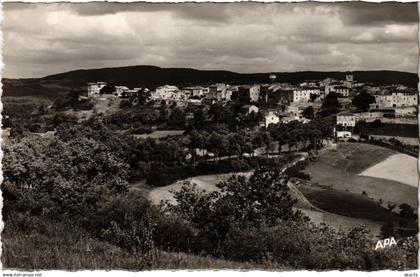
[87,82,107,97]
[206,83,231,102]
[249,85,261,102]
[293,87,321,102]
[336,114,356,128]
[335,113,356,139]
[114,86,129,97]
[235,85,261,103]
[371,92,418,109]
[242,104,259,115]
[183,86,210,98]
[152,85,185,103]
[262,111,280,128]
[335,86,350,97]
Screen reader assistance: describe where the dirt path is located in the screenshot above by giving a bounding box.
[148,153,308,205]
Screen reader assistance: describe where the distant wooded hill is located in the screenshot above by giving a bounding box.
[3,65,418,98]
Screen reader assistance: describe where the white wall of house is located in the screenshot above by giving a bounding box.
[374,93,418,108]
[264,112,280,128]
[115,86,129,97]
[87,82,107,97]
[336,115,356,127]
[292,89,311,102]
[336,87,350,97]
[243,105,259,114]
[152,85,183,101]
[324,85,335,95]
[249,85,261,102]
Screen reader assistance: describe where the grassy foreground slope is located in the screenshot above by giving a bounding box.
[2,213,267,270]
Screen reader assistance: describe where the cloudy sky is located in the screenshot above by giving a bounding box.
[3,2,419,78]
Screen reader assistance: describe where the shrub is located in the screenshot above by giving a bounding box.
[101,214,154,257]
[153,213,197,252]
[120,100,132,109]
[165,168,304,249]
[223,223,417,270]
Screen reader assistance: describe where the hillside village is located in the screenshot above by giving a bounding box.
[85,73,418,144]
[3,0,420,271]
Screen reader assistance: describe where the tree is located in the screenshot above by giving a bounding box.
[228,133,242,158]
[302,106,315,119]
[188,130,203,166]
[3,134,129,217]
[381,222,395,238]
[168,168,303,241]
[208,103,236,129]
[319,92,341,116]
[353,91,376,112]
[135,90,151,106]
[51,113,78,128]
[269,123,287,154]
[168,107,186,129]
[99,84,115,95]
[306,125,322,152]
[9,124,27,140]
[158,104,168,123]
[119,100,132,109]
[192,109,206,130]
[171,182,220,232]
[308,116,333,141]
[399,203,417,221]
[216,167,303,227]
[310,93,318,102]
[257,130,274,156]
[354,120,367,135]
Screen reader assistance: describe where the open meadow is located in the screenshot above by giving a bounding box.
[359,154,418,187]
[304,143,418,208]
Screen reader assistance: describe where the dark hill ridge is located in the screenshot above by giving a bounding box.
[3,65,418,98]
[43,65,419,88]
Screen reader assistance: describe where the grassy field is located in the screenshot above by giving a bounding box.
[3,96,53,117]
[304,142,418,207]
[134,130,185,139]
[61,95,122,122]
[299,209,382,237]
[299,185,401,222]
[288,180,383,236]
[365,123,418,138]
[360,154,418,187]
[370,135,419,146]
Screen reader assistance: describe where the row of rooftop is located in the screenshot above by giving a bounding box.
[87,74,417,111]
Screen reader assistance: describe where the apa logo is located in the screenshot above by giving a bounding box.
[375,237,397,250]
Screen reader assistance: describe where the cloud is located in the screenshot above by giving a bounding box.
[3,2,418,78]
[66,2,235,23]
[339,2,418,26]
